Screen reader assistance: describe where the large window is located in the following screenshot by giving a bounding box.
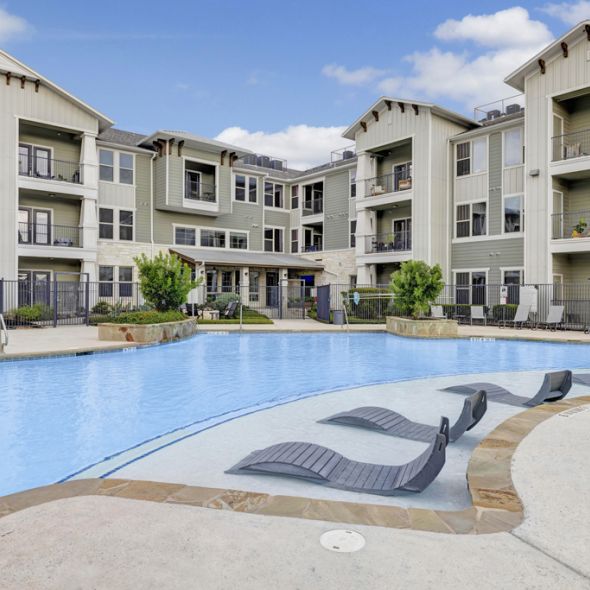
[201,229,226,248]
[99,208,114,239]
[119,266,133,297]
[504,194,524,233]
[456,138,487,177]
[350,220,357,248]
[504,128,523,167]
[303,182,323,214]
[264,182,284,208]
[175,226,196,246]
[119,210,133,241]
[291,229,298,253]
[100,150,134,184]
[119,153,134,185]
[503,269,523,304]
[229,232,248,249]
[455,271,487,305]
[291,185,299,209]
[264,227,283,252]
[99,150,114,182]
[234,174,257,203]
[456,202,487,237]
[99,265,114,297]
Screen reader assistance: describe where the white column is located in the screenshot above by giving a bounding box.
[356,264,373,285]
[240,266,249,305]
[81,259,97,282]
[80,197,98,250]
[355,152,372,199]
[80,132,98,188]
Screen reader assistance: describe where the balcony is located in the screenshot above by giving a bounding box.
[18,222,81,248]
[184,179,217,203]
[365,170,412,198]
[550,210,590,254]
[364,230,412,254]
[551,130,590,162]
[18,154,82,184]
[302,198,323,216]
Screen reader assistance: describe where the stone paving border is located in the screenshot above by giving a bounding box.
[2,395,588,535]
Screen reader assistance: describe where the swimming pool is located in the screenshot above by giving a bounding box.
[1,332,589,497]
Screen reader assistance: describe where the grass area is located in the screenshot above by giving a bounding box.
[90,310,187,325]
[197,308,273,325]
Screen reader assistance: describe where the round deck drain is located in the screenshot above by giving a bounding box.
[320,529,366,553]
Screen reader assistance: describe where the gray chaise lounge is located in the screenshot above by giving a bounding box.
[318,390,487,443]
[573,373,590,387]
[226,428,447,495]
[440,370,572,407]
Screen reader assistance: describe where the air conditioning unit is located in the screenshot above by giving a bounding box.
[342,150,354,160]
[506,103,521,115]
[270,159,283,171]
[487,109,501,120]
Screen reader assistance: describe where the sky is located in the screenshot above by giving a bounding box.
[2,0,590,168]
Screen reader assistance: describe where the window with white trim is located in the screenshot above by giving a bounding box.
[291,229,298,253]
[350,171,357,198]
[119,210,133,241]
[456,202,487,237]
[99,265,114,297]
[503,269,523,304]
[234,174,257,203]
[264,182,284,208]
[456,138,487,177]
[99,150,114,182]
[119,153,134,185]
[119,266,133,297]
[504,128,523,167]
[201,229,225,248]
[455,271,487,305]
[504,194,524,233]
[291,185,299,209]
[175,226,196,246]
[99,208,114,239]
[229,232,248,250]
[264,227,283,252]
[350,220,357,248]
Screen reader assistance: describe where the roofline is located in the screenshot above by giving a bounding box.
[449,114,524,142]
[96,138,155,155]
[0,50,114,131]
[342,96,477,139]
[505,21,590,91]
[140,130,253,156]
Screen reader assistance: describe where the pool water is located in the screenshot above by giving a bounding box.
[1,332,589,497]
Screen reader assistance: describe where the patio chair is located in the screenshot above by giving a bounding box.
[502,304,531,329]
[470,306,487,326]
[573,373,590,387]
[537,305,564,331]
[319,390,487,444]
[431,305,446,319]
[440,370,572,407]
[226,426,447,495]
[223,301,238,319]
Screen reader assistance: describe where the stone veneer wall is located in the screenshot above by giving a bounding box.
[386,316,458,338]
[299,248,356,284]
[98,318,198,343]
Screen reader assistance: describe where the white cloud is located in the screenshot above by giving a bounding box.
[322,64,386,86]
[0,7,32,42]
[541,1,590,25]
[215,125,350,170]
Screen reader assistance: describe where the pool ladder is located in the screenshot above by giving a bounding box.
[0,314,8,353]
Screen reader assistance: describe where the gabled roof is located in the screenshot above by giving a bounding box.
[0,50,113,131]
[505,21,590,91]
[343,96,477,140]
[140,130,253,156]
[98,128,147,147]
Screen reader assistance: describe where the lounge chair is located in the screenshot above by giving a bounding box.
[573,373,590,387]
[537,305,564,330]
[441,370,572,407]
[223,300,238,319]
[226,428,447,495]
[431,305,446,319]
[470,306,487,326]
[502,304,531,329]
[319,390,487,444]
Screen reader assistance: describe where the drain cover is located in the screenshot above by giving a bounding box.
[320,529,366,553]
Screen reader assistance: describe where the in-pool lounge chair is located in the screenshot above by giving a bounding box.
[441,370,572,407]
[318,390,487,444]
[502,304,531,329]
[431,305,446,319]
[226,428,447,495]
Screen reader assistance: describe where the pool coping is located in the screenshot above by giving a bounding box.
[2,395,588,535]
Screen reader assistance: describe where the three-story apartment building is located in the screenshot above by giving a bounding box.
[2,20,590,313]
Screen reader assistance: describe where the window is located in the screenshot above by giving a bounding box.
[221,271,233,293]
[350,220,357,248]
[99,208,114,239]
[206,270,217,294]
[504,194,524,233]
[99,265,114,297]
[350,171,357,198]
[185,170,201,199]
[471,271,486,305]
[175,227,196,246]
[264,227,283,252]
[234,175,258,203]
[503,269,522,304]
[291,229,298,253]
[248,176,257,203]
[119,266,133,297]
[119,210,133,241]
[229,232,248,250]
[291,185,299,209]
[303,182,323,214]
[504,128,523,167]
[456,138,486,177]
[264,182,284,208]
[99,150,114,182]
[456,142,470,176]
[119,153,134,185]
[456,202,487,237]
[455,270,487,305]
[201,229,225,248]
[350,275,357,288]
[249,271,260,302]
[235,175,246,201]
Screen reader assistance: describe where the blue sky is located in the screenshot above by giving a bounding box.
[2,1,588,167]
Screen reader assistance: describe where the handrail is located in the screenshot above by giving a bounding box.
[0,313,8,353]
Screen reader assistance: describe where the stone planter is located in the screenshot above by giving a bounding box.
[98,318,198,344]
[386,316,458,338]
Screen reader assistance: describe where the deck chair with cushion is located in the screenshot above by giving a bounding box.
[319,390,487,444]
[226,426,447,495]
[431,305,446,319]
[537,305,564,331]
[441,370,572,407]
[503,304,531,329]
[470,306,487,326]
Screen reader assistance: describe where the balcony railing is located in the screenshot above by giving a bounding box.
[552,210,590,239]
[303,242,323,253]
[185,180,217,202]
[364,230,412,254]
[18,222,81,248]
[302,198,323,216]
[551,129,590,162]
[364,170,412,197]
[18,155,82,184]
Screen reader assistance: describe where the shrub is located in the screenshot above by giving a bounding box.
[12,305,43,322]
[95,310,187,325]
[206,292,240,312]
[92,301,112,315]
[134,252,201,311]
[390,260,444,319]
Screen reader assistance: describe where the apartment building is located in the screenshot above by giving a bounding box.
[3,20,590,314]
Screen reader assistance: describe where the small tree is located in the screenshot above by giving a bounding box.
[134,252,201,311]
[390,260,444,319]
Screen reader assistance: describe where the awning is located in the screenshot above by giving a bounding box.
[170,247,324,270]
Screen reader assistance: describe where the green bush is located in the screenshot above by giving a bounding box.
[206,292,240,312]
[7,304,53,322]
[134,252,201,311]
[92,301,112,315]
[491,304,518,322]
[390,261,444,319]
[94,310,187,325]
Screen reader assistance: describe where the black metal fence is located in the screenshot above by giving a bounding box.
[18,155,82,184]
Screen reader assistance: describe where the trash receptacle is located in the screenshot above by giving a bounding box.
[333,310,345,325]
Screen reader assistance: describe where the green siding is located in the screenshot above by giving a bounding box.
[376,142,412,178]
[488,132,502,236]
[324,170,350,250]
[377,204,412,236]
[19,195,80,227]
[19,131,81,164]
[18,257,81,279]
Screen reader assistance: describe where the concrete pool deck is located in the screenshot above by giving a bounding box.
[1,395,589,588]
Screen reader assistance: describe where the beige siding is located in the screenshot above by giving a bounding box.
[503,166,524,194]
[454,174,488,203]
[98,182,135,208]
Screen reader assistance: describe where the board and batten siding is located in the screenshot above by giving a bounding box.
[488,132,503,236]
[19,131,81,165]
[324,169,350,251]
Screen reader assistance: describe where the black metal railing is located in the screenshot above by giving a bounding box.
[185,180,217,202]
[17,222,81,248]
[364,230,412,254]
[302,198,323,216]
[551,210,590,239]
[364,169,412,197]
[18,155,82,184]
[551,129,590,161]
[303,243,323,252]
